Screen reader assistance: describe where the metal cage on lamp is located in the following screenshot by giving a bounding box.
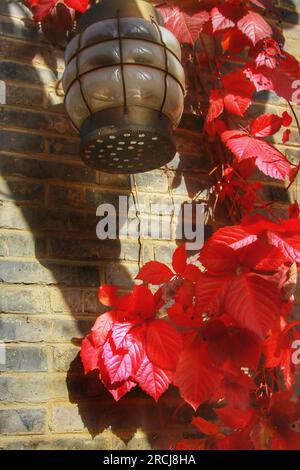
[62,0,185,174]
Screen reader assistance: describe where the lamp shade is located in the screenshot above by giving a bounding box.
[62,0,185,173]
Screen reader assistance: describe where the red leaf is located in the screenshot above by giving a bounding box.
[80,334,100,374]
[241,213,284,235]
[204,224,257,250]
[145,319,182,371]
[207,90,224,122]
[245,51,300,103]
[225,274,282,338]
[207,324,262,370]
[107,380,137,402]
[64,0,88,13]
[222,70,255,98]
[164,6,210,45]
[183,264,202,282]
[172,243,187,275]
[134,355,174,401]
[100,362,137,401]
[98,285,156,320]
[255,51,277,69]
[269,394,300,449]
[224,94,251,117]
[237,11,272,45]
[127,285,156,320]
[268,231,300,263]
[29,0,57,21]
[174,335,223,410]
[192,416,219,436]
[91,312,115,347]
[288,202,300,219]
[111,322,133,349]
[282,111,292,127]
[195,272,233,316]
[41,3,75,32]
[250,113,283,137]
[102,336,144,385]
[199,241,239,274]
[215,406,254,429]
[221,28,251,55]
[239,240,289,270]
[167,303,203,327]
[282,129,291,144]
[136,261,174,284]
[155,4,176,24]
[174,279,194,308]
[244,66,274,93]
[222,130,293,180]
[98,285,119,307]
[221,71,255,116]
[214,371,255,410]
[211,6,235,32]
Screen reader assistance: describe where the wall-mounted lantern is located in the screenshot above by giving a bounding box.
[62,0,185,173]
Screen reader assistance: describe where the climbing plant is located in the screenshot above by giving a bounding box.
[27,0,300,450]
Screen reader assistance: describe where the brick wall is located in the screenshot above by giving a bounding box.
[0,0,299,450]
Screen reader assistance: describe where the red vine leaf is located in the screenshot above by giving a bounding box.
[207,324,262,370]
[111,322,133,349]
[199,242,239,274]
[195,272,233,316]
[29,0,57,21]
[282,129,291,144]
[207,89,224,122]
[211,6,235,32]
[237,11,272,45]
[64,0,88,12]
[145,319,182,371]
[126,285,156,320]
[213,370,255,410]
[203,224,257,250]
[245,51,300,103]
[172,243,187,275]
[222,130,293,180]
[80,334,100,374]
[268,228,300,264]
[91,312,115,346]
[282,111,292,127]
[225,274,283,338]
[134,355,174,401]
[250,113,283,137]
[224,93,252,117]
[174,335,223,411]
[29,0,87,21]
[136,261,174,284]
[102,336,144,384]
[221,28,251,55]
[107,380,137,402]
[216,405,254,429]
[162,6,210,45]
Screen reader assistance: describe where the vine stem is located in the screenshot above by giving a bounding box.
[287,101,300,190]
[288,101,300,137]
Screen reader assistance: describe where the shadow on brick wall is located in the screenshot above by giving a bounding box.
[0,0,299,449]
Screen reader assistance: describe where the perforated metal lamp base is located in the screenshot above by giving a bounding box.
[80,107,177,173]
